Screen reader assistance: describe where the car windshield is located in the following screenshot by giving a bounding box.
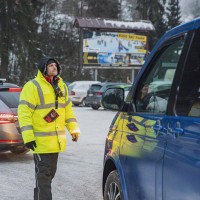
[90,84,102,91]
[68,83,76,91]
[76,84,90,90]
[0,92,20,108]
[105,84,121,90]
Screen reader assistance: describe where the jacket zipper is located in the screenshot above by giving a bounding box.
[55,94,58,109]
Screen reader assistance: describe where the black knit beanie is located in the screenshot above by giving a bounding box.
[37,57,61,75]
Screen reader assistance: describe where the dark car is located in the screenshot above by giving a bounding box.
[102,17,200,200]
[109,84,131,99]
[0,79,27,153]
[85,82,127,110]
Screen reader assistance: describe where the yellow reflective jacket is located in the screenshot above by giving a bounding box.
[18,70,80,153]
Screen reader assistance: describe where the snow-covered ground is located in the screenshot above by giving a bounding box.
[0,107,117,200]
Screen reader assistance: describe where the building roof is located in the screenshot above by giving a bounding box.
[74,17,155,32]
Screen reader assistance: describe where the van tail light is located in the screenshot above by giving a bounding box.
[0,113,18,124]
[9,88,22,92]
[71,91,75,95]
[96,92,103,95]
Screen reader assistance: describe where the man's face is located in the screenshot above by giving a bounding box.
[46,62,58,77]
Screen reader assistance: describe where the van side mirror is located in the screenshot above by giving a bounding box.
[102,88,124,111]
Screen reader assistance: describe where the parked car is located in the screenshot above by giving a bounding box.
[64,81,71,86]
[101,17,200,200]
[109,84,131,99]
[85,82,127,110]
[68,81,100,106]
[0,79,27,153]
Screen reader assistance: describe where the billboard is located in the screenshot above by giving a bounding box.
[82,31,147,67]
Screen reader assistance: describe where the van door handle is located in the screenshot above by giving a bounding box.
[154,125,162,131]
[163,123,173,136]
[172,122,184,138]
[172,127,184,138]
[153,120,163,136]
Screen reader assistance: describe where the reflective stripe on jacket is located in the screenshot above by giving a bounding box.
[18,70,80,153]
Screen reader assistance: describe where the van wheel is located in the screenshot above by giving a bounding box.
[91,105,100,110]
[104,170,123,200]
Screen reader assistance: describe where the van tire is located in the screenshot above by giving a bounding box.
[91,105,100,110]
[104,170,123,200]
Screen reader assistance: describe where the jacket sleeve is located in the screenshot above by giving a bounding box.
[64,84,81,135]
[18,81,37,144]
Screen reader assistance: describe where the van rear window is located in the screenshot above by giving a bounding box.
[0,92,20,108]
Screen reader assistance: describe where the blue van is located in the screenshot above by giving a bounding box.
[102,17,200,200]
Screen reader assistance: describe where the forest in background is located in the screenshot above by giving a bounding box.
[0,0,199,85]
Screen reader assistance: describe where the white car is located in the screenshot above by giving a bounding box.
[149,80,172,92]
[68,81,100,106]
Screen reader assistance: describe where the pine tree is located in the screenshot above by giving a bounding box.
[166,0,181,30]
[136,0,149,20]
[136,0,167,49]
[85,0,119,19]
[152,0,167,39]
[0,0,43,84]
[14,1,43,84]
[0,0,12,80]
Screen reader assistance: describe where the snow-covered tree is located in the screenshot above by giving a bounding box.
[166,0,181,29]
[85,0,119,19]
[136,0,167,49]
[0,0,43,84]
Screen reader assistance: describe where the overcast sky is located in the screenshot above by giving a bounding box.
[180,0,199,22]
[180,0,192,15]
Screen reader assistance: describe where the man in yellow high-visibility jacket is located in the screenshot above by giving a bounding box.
[18,57,80,200]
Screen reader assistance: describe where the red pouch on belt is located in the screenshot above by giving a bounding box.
[44,109,59,123]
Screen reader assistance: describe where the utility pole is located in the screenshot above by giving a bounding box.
[118,0,122,20]
[79,0,88,17]
[78,0,89,79]
[80,0,83,16]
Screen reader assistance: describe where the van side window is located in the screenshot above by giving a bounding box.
[135,38,185,113]
[175,29,200,117]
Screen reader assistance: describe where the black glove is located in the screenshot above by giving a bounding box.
[25,141,37,151]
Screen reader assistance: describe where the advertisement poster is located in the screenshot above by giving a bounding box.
[82,31,147,67]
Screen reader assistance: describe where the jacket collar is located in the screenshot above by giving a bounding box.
[36,70,61,84]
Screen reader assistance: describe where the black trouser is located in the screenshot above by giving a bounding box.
[33,153,59,200]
